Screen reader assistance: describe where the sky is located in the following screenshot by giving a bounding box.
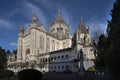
[0,0,115,51]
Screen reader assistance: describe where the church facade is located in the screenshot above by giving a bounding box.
[7,10,95,72]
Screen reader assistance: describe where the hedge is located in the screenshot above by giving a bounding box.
[0,69,14,77]
[17,69,43,80]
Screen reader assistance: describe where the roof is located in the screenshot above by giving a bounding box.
[51,9,67,26]
[77,17,89,33]
[49,48,72,54]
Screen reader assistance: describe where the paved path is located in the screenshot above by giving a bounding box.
[41,72,113,80]
[0,72,113,80]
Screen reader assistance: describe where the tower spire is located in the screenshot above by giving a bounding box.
[80,17,83,26]
[77,17,86,33]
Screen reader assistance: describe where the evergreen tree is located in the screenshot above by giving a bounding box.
[95,34,107,69]
[6,50,11,60]
[12,49,17,60]
[0,46,7,69]
[105,0,120,79]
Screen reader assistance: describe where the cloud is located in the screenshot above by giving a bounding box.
[34,0,55,10]
[52,3,74,33]
[87,21,107,34]
[86,16,107,41]
[9,42,18,46]
[23,2,48,26]
[0,19,13,29]
[60,9,74,33]
[7,9,19,17]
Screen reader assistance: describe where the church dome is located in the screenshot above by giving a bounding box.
[51,9,67,26]
[49,9,70,39]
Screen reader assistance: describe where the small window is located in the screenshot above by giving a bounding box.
[54,66,56,69]
[58,65,60,69]
[58,56,60,59]
[45,58,47,62]
[66,65,69,69]
[61,55,64,59]
[48,58,50,62]
[76,65,78,68]
[66,55,69,60]
[51,57,53,61]
[54,57,56,61]
[62,65,64,69]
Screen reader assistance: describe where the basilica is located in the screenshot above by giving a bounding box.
[7,10,95,72]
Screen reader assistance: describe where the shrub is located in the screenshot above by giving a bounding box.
[17,69,43,80]
[0,69,14,77]
[87,66,97,71]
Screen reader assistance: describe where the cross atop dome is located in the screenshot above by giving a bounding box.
[57,9,61,16]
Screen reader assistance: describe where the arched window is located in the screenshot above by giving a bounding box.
[66,55,69,60]
[48,58,50,62]
[54,57,56,61]
[58,56,60,61]
[26,48,30,54]
[62,65,64,69]
[51,57,53,62]
[61,55,64,60]
[58,65,60,69]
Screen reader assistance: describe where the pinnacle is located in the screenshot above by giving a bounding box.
[80,17,83,26]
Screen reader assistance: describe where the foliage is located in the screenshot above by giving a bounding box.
[94,1,120,79]
[95,34,108,68]
[6,50,11,60]
[87,66,97,71]
[0,46,17,69]
[17,69,43,80]
[0,70,14,77]
[102,0,120,79]
[0,46,7,69]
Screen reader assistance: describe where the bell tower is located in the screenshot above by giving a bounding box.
[75,17,91,46]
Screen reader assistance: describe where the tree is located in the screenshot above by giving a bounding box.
[105,0,120,79]
[6,50,11,60]
[0,46,7,69]
[95,34,107,68]
[12,49,17,60]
